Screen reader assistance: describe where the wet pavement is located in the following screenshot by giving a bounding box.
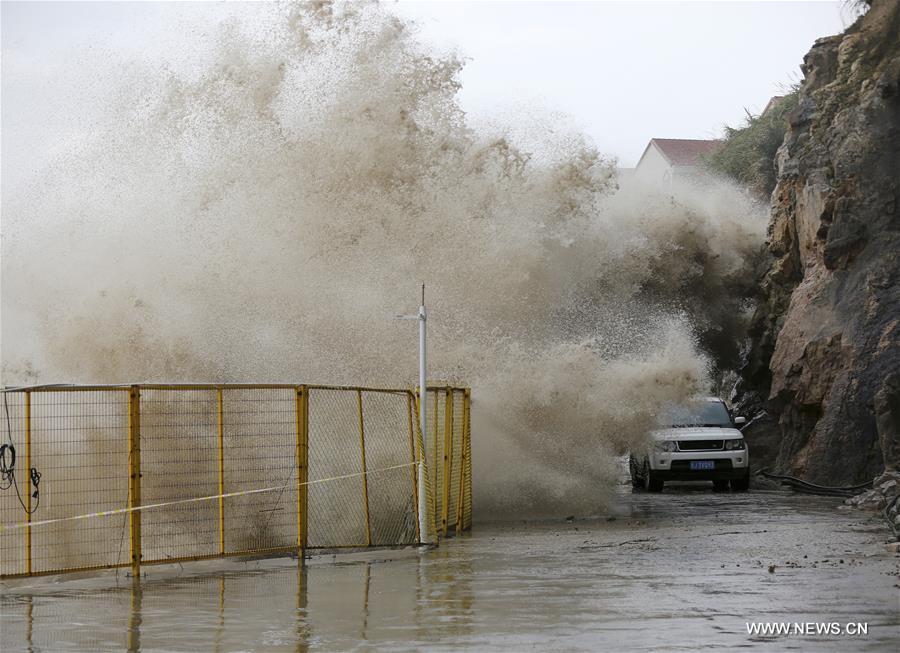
[2,485,898,652]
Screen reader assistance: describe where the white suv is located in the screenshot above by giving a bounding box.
[629,398,749,492]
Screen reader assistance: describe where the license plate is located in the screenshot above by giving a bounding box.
[690,460,715,471]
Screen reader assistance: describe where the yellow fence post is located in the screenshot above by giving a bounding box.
[464,388,472,530]
[217,388,225,555]
[24,391,32,576]
[455,390,468,535]
[441,388,453,536]
[357,390,372,546]
[128,386,142,577]
[296,385,309,553]
[406,392,421,543]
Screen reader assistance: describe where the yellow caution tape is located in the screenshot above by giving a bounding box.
[0,462,417,532]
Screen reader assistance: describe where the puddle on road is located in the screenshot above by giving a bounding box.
[2,489,898,652]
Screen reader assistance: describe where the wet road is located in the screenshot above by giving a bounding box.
[2,486,898,652]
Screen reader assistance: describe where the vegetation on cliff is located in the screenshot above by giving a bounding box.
[704,90,798,199]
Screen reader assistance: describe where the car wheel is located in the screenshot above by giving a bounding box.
[731,474,750,492]
[644,465,663,492]
[629,455,644,489]
[713,480,730,492]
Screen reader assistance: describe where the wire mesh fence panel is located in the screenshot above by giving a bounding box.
[462,391,473,530]
[426,389,446,534]
[140,388,220,563]
[0,392,27,576]
[443,389,463,533]
[449,388,466,532]
[222,387,297,556]
[29,390,131,573]
[360,391,417,546]
[306,389,367,548]
[1,390,132,576]
[1,383,470,578]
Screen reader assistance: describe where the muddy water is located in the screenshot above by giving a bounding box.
[2,487,898,652]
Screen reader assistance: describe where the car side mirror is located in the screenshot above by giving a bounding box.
[734,416,746,426]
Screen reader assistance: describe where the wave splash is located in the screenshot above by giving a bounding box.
[1,2,766,517]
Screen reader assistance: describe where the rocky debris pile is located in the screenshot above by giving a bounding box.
[846,470,900,542]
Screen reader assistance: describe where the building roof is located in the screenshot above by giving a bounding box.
[763,96,786,115]
[647,138,722,167]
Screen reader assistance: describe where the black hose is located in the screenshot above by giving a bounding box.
[758,470,872,497]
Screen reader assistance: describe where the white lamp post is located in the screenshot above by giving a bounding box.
[396,284,429,543]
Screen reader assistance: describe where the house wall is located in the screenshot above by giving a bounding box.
[634,144,671,185]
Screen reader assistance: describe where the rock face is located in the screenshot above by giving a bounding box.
[875,372,900,470]
[845,470,900,539]
[738,0,900,485]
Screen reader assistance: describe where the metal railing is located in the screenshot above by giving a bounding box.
[424,386,473,537]
[0,384,472,579]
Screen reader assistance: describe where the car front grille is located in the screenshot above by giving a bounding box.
[677,440,724,451]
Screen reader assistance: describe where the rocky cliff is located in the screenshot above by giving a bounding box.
[738,0,900,484]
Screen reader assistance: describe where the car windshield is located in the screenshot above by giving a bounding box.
[658,401,732,428]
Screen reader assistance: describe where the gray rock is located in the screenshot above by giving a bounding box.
[876,374,900,472]
[877,479,899,497]
[736,1,900,486]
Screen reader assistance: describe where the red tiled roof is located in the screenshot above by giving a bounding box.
[763,96,785,115]
[650,138,722,167]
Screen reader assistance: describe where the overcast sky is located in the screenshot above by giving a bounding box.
[2,1,851,168]
[392,0,850,165]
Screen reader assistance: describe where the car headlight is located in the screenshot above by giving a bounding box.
[724,439,745,450]
[654,440,676,452]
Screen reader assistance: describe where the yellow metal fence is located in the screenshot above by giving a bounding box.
[0,384,472,579]
[425,387,473,536]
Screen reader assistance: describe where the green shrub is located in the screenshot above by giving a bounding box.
[705,90,798,198]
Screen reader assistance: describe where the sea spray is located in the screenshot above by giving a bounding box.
[1,1,766,518]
